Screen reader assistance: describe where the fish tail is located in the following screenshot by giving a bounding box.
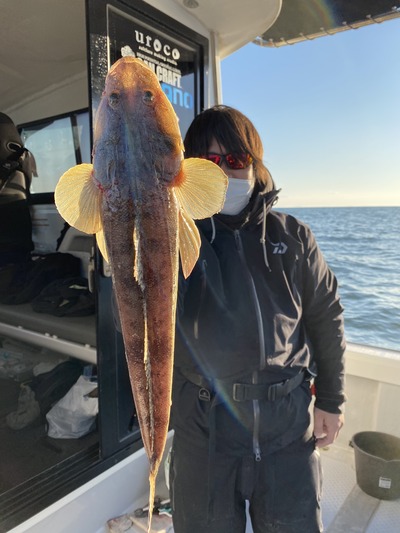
[147,466,157,533]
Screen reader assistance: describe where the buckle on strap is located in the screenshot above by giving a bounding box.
[233,372,305,402]
[232,383,249,402]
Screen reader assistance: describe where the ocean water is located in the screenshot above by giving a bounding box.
[276,206,400,352]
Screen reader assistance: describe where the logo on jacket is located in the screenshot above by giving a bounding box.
[271,241,288,254]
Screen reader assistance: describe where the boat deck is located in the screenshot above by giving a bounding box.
[321,445,400,532]
[106,444,400,532]
[8,434,400,533]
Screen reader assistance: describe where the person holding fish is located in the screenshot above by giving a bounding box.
[170,105,346,533]
[54,55,343,532]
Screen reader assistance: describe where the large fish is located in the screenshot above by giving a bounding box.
[55,56,227,531]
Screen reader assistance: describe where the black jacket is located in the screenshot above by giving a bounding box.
[172,186,346,455]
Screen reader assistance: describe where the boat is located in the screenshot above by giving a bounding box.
[0,1,399,532]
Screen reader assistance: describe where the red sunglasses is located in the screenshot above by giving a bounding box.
[200,152,253,170]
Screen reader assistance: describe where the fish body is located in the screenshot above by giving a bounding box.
[55,57,227,531]
[95,58,181,475]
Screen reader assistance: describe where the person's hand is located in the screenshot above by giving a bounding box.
[313,407,344,448]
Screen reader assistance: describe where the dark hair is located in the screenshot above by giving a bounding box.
[184,105,274,190]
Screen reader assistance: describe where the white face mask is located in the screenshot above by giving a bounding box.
[220,176,255,215]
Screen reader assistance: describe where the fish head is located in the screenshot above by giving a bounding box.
[106,56,183,151]
[94,57,183,190]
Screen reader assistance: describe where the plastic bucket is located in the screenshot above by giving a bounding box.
[352,431,400,500]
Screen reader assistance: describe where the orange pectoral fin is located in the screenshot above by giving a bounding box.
[178,208,201,278]
[55,164,103,234]
[95,229,109,264]
[173,158,228,219]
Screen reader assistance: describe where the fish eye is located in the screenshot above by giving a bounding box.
[143,90,155,105]
[109,92,120,107]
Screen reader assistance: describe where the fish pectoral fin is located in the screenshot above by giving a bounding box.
[95,229,109,264]
[55,163,103,234]
[178,208,201,278]
[173,158,228,219]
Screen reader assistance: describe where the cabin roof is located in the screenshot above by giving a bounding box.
[1,0,280,117]
[0,0,87,117]
[255,0,400,47]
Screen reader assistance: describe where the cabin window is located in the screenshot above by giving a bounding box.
[20,110,91,194]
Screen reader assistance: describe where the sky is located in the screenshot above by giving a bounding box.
[220,17,400,208]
